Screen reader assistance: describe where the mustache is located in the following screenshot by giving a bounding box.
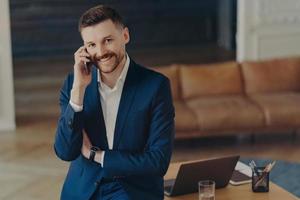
[93,52,116,61]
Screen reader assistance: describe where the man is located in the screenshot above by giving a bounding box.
[54,5,175,200]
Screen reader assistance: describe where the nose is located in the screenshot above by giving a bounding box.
[96,44,107,57]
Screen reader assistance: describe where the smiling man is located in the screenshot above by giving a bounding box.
[54,5,175,200]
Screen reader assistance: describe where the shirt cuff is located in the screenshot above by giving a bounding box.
[69,100,83,112]
[100,151,105,166]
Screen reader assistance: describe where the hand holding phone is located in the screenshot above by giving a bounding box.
[73,46,93,89]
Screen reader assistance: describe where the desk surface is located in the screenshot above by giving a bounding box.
[164,161,299,200]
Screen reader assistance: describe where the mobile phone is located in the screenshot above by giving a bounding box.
[84,48,93,74]
[230,170,252,185]
[84,61,93,74]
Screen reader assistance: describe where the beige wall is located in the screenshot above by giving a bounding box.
[0,99,2,115]
[237,0,300,61]
[0,0,15,131]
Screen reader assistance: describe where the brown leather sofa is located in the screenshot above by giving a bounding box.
[153,57,300,139]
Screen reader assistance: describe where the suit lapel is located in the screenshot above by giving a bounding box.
[113,61,139,149]
[84,67,109,149]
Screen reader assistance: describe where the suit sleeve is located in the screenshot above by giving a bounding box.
[54,73,84,161]
[102,77,175,178]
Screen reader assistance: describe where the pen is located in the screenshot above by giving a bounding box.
[249,160,259,176]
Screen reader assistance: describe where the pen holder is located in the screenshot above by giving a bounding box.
[252,167,269,192]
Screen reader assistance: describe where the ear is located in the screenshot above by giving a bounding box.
[123,27,130,44]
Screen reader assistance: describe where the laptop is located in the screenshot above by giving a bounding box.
[164,155,239,196]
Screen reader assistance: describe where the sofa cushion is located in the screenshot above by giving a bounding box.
[241,57,300,94]
[173,101,199,131]
[187,95,264,130]
[249,92,300,127]
[180,62,243,100]
[152,65,180,100]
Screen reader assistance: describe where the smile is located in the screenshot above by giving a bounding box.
[99,55,113,63]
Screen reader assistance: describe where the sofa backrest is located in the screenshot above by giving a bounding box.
[180,62,243,100]
[241,57,300,94]
[152,65,181,100]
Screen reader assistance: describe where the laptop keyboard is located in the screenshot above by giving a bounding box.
[164,179,175,194]
[164,179,175,187]
[164,185,172,193]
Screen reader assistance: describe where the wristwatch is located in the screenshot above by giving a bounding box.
[89,146,100,161]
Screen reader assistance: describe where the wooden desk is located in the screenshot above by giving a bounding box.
[164,162,299,200]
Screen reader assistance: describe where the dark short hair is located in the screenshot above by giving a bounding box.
[78,5,125,32]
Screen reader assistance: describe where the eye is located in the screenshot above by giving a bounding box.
[88,43,95,48]
[105,38,113,44]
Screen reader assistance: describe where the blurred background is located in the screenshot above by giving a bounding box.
[0,0,300,199]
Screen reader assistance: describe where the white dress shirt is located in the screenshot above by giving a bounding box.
[97,54,130,149]
[69,54,130,165]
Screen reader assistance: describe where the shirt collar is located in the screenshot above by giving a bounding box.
[97,54,130,90]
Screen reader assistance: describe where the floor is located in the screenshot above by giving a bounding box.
[0,120,299,200]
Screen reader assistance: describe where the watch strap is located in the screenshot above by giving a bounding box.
[89,146,99,161]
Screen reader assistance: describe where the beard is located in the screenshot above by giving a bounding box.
[93,51,125,74]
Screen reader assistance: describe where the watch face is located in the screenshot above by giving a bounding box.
[89,146,99,161]
[91,146,100,151]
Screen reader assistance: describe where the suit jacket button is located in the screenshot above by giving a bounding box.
[68,119,73,129]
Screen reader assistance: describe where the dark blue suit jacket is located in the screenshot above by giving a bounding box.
[54,60,175,200]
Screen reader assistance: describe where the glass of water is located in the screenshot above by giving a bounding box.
[198,180,215,200]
